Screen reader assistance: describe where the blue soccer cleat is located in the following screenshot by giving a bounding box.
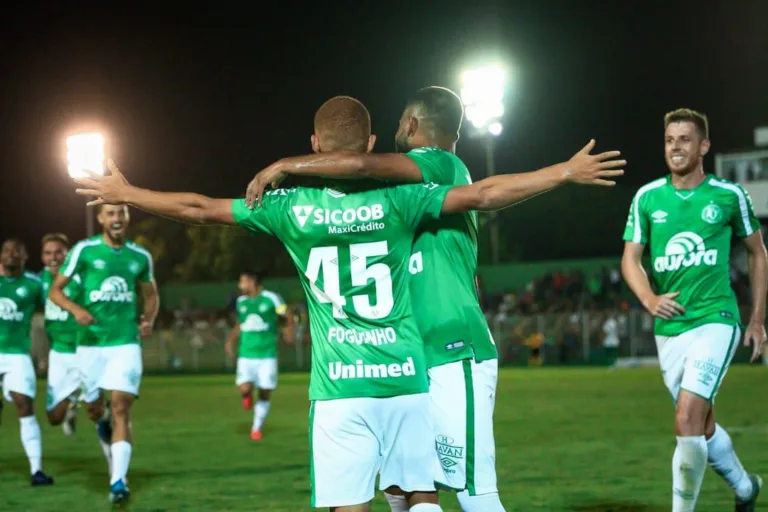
[109,479,130,504]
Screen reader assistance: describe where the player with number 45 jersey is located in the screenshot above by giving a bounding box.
[71,96,624,512]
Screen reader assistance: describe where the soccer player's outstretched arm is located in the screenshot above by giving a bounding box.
[73,160,237,226]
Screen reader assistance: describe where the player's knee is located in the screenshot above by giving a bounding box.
[674,401,708,435]
[11,393,33,416]
[110,398,132,420]
[86,402,103,422]
[47,408,65,425]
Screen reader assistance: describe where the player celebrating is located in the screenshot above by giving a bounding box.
[622,108,766,512]
[72,96,623,511]
[244,86,624,512]
[48,205,159,504]
[0,239,55,486]
[225,270,292,440]
[40,233,82,435]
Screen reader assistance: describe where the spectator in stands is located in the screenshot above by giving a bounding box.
[602,311,620,364]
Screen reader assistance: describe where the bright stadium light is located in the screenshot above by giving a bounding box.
[66,132,105,178]
[460,65,505,135]
[488,122,503,137]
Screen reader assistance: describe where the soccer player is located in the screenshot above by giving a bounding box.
[224,270,292,440]
[244,86,625,512]
[72,96,623,512]
[40,233,82,435]
[621,108,766,512]
[0,238,55,486]
[48,205,159,504]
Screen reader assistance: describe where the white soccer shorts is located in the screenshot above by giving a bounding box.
[235,357,278,390]
[655,323,741,404]
[0,353,37,401]
[46,349,81,411]
[78,344,143,403]
[429,357,499,496]
[309,392,438,508]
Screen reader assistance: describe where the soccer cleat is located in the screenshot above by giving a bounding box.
[31,470,54,486]
[242,395,253,410]
[736,474,762,512]
[250,430,263,441]
[109,479,130,504]
[62,400,78,436]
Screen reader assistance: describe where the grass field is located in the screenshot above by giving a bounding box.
[0,366,766,511]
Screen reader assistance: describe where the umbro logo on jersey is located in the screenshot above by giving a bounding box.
[292,205,315,228]
[651,210,668,223]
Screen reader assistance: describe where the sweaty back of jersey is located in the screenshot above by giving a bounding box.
[624,174,760,336]
[232,181,452,400]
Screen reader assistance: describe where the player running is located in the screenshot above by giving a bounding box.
[244,86,624,512]
[40,233,82,435]
[48,205,159,504]
[225,270,293,440]
[0,238,55,486]
[72,96,623,511]
[621,108,766,512]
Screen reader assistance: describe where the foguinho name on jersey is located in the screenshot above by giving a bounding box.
[292,204,385,234]
[328,356,416,381]
[654,232,718,273]
[327,326,397,345]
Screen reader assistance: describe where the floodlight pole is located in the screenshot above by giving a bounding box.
[485,136,500,265]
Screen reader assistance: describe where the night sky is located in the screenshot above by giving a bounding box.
[1,1,767,271]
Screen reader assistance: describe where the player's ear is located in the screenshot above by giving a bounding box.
[407,116,420,138]
[311,134,321,154]
[700,138,711,157]
[366,134,376,153]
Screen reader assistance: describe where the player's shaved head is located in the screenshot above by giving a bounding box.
[313,96,372,152]
[395,86,464,153]
[406,86,464,140]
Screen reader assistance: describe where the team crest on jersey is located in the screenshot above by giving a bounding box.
[128,261,140,274]
[701,203,723,224]
[424,182,439,190]
[15,286,28,298]
[258,303,269,313]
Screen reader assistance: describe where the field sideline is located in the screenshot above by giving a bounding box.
[0,366,765,511]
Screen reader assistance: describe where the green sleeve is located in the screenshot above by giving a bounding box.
[138,251,155,283]
[731,183,761,238]
[232,198,278,236]
[622,192,649,244]
[405,147,455,184]
[61,243,85,279]
[387,183,452,232]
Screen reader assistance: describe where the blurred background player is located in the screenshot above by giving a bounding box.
[245,86,625,512]
[622,108,766,512]
[49,205,159,504]
[0,238,55,486]
[225,270,292,440]
[40,232,82,435]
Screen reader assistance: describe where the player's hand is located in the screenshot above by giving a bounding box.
[73,159,131,206]
[74,308,96,326]
[644,292,686,319]
[139,315,154,339]
[225,341,235,358]
[743,321,767,363]
[245,162,287,209]
[565,140,626,186]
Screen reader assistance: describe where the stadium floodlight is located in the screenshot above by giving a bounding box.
[460,65,505,136]
[66,132,105,178]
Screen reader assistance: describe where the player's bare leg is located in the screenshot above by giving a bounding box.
[10,391,53,486]
[108,390,135,504]
[238,382,254,410]
[47,394,79,434]
[384,486,408,512]
[85,393,113,474]
[383,486,442,511]
[330,502,371,512]
[704,408,761,510]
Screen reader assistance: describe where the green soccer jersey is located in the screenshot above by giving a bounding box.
[0,271,43,354]
[623,174,760,336]
[232,182,451,401]
[60,235,155,347]
[41,268,82,354]
[236,290,287,358]
[405,147,498,367]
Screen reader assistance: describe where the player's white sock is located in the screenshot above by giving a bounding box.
[252,400,271,432]
[19,416,42,475]
[672,435,708,512]
[384,492,409,512]
[457,491,506,511]
[707,424,754,500]
[110,441,132,485]
[409,504,442,511]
